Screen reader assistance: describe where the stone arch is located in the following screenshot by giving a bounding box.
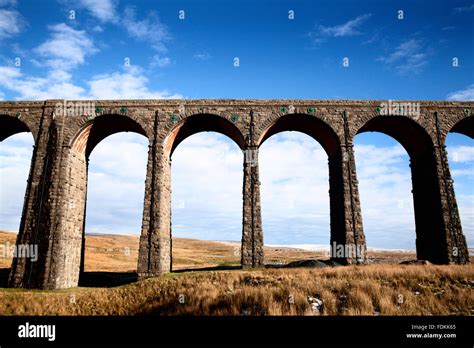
[163,113,245,157]
[257,113,341,155]
[0,115,35,142]
[355,115,448,263]
[356,115,434,157]
[70,114,149,158]
[449,115,474,139]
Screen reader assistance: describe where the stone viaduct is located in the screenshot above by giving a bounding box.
[0,99,471,289]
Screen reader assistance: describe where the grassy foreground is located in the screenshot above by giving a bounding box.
[0,231,472,316]
[0,265,472,316]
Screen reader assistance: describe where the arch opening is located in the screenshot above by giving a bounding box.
[170,132,243,271]
[445,132,473,253]
[70,116,149,287]
[357,116,432,158]
[450,116,474,139]
[0,132,34,249]
[72,114,148,159]
[0,116,32,142]
[0,116,34,272]
[356,116,447,263]
[165,114,245,158]
[259,131,331,265]
[354,133,416,259]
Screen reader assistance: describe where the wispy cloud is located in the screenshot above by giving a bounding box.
[150,55,171,68]
[123,6,170,53]
[309,14,371,43]
[0,22,97,99]
[0,10,179,101]
[59,1,173,67]
[0,0,17,6]
[88,65,181,99]
[447,84,474,101]
[80,0,117,22]
[0,66,86,99]
[121,6,172,68]
[0,65,181,100]
[0,6,26,39]
[377,39,429,74]
[60,0,118,23]
[194,52,211,61]
[453,4,474,13]
[448,146,474,163]
[35,23,98,71]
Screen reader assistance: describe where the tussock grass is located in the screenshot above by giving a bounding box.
[1,231,472,316]
[0,264,472,316]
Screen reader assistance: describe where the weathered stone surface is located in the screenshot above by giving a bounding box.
[0,99,471,289]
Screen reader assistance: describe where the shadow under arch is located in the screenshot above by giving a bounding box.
[0,115,33,142]
[356,115,447,263]
[70,114,149,285]
[357,116,434,157]
[450,115,474,139]
[164,113,245,157]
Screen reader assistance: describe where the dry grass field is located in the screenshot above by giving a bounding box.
[0,230,472,316]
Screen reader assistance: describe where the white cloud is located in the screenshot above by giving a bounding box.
[59,0,117,22]
[123,6,170,53]
[0,65,181,100]
[259,134,330,244]
[85,133,148,233]
[309,14,371,43]
[354,143,416,249]
[194,52,211,61]
[321,14,371,36]
[0,8,25,39]
[453,4,474,13]
[449,146,474,163]
[377,39,428,74]
[150,55,171,68]
[0,0,17,6]
[88,66,182,99]
[121,6,172,67]
[92,25,103,33]
[451,168,474,179]
[0,133,34,232]
[76,0,117,22]
[0,66,86,99]
[35,23,97,71]
[447,84,474,101]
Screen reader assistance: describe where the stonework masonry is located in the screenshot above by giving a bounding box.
[0,99,471,289]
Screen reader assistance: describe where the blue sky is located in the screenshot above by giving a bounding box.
[0,0,473,250]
